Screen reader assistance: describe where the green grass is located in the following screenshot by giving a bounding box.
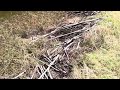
[80,11,120,79]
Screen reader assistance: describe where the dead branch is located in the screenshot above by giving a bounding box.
[25,17,102,79]
[38,55,60,79]
[12,70,26,79]
[40,65,48,79]
[31,65,39,79]
[48,70,53,79]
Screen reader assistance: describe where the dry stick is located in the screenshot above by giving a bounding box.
[29,18,100,45]
[40,18,101,39]
[42,66,49,79]
[40,66,44,79]
[35,65,43,79]
[47,50,53,60]
[50,33,80,64]
[42,27,62,37]
[40,66,48,79]
[79,18,101,23]
[55,18,101,30]
[32,57,60,71]
[76,40,80,49]
[48,69,53,79]
[37,65,42,75]
[41,23,76,38]
[36,69,41,78]
[49,26,90,41]
[31,65,39,79]
[50,20,99,41]
[34,19,100,79]
[64,49,70,63]
[43,54,52,63]
[47,50,51,58]
[38,55,59,79]
[63,38,75,47]
[41,60,59,72]
[12,71,25,79]
[41,66,48,79]
[63,41,75,62]
[64,41,74,50]
[60,18,100,31]
[50,47,59,55]
[63,34,82,50]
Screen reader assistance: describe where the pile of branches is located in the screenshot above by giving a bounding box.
[25,17,102,79]
[66,11,101,17]
[2,12,102,79]
[35,18,101,79]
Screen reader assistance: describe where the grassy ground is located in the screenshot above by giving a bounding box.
[71,11,120,79]
[0,11,120,79]
[0,11,66,77]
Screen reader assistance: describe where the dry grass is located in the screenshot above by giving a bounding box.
[71,11,120,79]
[1,11,120,79]
[0,11,66,78]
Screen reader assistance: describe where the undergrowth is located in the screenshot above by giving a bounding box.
[74,11,120,79]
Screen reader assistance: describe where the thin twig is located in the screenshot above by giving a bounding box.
[31,65,39,79]
[40,66,44,79]
[56,18,101,30]
[28,18,100,45]
[43,54,52,63]
[49,26,90,41]
[40,65,48,79]
[76,40,80,49]
[64,41,74,50]
[42,66,49,79]
[27,17,101,79]
[48,70,53,79]
[64,49,70,63]
[38,55,59,79]
[41,27,62,37]
[32,57,59,71]
[12,71,25,79]
[50,47,59,55]
[37,67,42,75]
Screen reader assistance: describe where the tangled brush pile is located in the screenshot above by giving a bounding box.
[1,11,102,79]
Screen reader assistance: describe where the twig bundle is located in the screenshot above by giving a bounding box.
[10,12,102,79]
